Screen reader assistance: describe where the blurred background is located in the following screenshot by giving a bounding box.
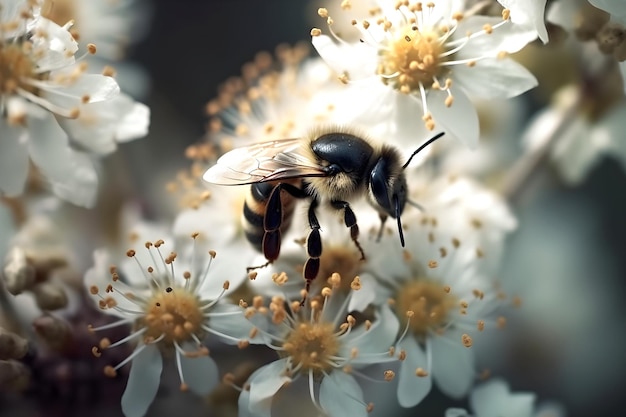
[2,0,626,416]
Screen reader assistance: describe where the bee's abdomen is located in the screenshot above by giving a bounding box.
[242,182,296,253]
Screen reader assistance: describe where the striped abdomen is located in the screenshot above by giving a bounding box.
[242,181,298,258]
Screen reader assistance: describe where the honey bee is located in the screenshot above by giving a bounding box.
[203,127,444,301]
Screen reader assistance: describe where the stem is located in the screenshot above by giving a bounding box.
[502,94,581,203]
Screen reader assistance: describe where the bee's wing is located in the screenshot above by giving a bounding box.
[203,138,327,185]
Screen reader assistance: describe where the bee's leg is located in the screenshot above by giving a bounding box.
[259,183,286,266]
[331,200,366,261]
[301,197,322,305]
[376,214,388,242]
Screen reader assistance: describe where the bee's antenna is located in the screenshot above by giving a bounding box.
[394,195,405,247]
[402,132,445,169]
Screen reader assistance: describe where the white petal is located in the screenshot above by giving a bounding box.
[470,378,536,417]
[0,119,29,196]
[453,58,537,99]
[237,388,254,417]
[319,371,367,417]
[621,61,626,94]
[121,344,163,417]
[115,100,150,142]
[342,303,399,364]
[27,114,98,207]
[311,35,377,79]
[179,342,219,396]
[84,249,139,318]
[397,336,432,407]
[207,302,263,344]
[248,359,291,417]
[43,74,120,111]
[499,0,549,43]
[445,409,471,417]
[347,272,376,312]
[431,332,475,398]
[427,87,479,149]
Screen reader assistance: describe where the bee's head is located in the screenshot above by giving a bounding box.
[369,153,408,245]
[369,132,445,247]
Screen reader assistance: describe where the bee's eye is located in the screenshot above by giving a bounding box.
[370,158,393,214]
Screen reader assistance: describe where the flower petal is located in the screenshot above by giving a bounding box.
[427,87,479,149]
[319,371,368,417]
[0,119,29,197]
[397,336,432,407]
[431,332,475,399]
[207,302,264,344]
[445,409,471,417]
[453,58,537,99]
[470,378,536,417]
[247,359,291,417]
[179,341,219,396]
[121,344,163,417]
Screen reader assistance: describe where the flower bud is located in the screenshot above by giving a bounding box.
[32,281,68,311]
[0,327,29,360]
[33,314,71,351]
[2,247,35,295]
[0,360,30,391]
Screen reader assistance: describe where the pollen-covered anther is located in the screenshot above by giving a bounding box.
[350,276,362,290]
[126,249,136,257]
[364,320,372,331]
[384,370,395,381]
[341,0,351,10]
[89,285,99,295]
[223,280,230,290]
[415,367,429,377]
[428,260,438,268]
[91,346,101,357]
[311,28,322,37]
[502,8,511,20]
[477,320,485,331]
[497,316,507,329]
[318,8,329,18]
[367,403,374,413]
[461,333,473,347]
[321,286,333,298]
[87,43,97,54]
[238,340,250,349]
[103,365,117,377]
[338,72,350,84]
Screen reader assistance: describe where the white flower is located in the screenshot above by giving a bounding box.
[0,1,149,206]
[239,289,399,417]
[84,233,261,417]
[366,212,504,407]
[206,45,344,151]
[172,184,257,293]
[40,0,153,97]
[311,0,538,148]
[445,378,566,417]
[523,84,626,185]
[407,172,518,275]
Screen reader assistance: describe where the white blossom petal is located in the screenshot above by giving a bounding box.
[427,87,479,149]
[121,344,163,417]
[453,58,537,99]
[397,336,432,407]
[431,332,475,398]
[207,302,263,344]
[247,359,292,417]
[470,379,536,417]
[179,342,219,396]
[319,371,367,417]
[0,119,29,197]
[499,0,549,43]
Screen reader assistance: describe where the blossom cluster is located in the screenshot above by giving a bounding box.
[2,1,625,417]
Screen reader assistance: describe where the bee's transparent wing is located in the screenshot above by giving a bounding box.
[202,138,327,185]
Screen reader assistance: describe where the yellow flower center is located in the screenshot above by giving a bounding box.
[141,287,205,344]
[0,44,39,96]
[379,25,447,93]
[316,245,362,292]
[282,322,340,374]
[395,279,457,337]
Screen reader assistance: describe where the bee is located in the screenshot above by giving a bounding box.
[203,127,444,301]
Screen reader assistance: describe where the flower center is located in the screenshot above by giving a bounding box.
[395,279,457,337]
[282,322,340,374]
[0,44,39,96]
[379,25,447,93]
[141,287,204,344]
[316,245,362,292]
